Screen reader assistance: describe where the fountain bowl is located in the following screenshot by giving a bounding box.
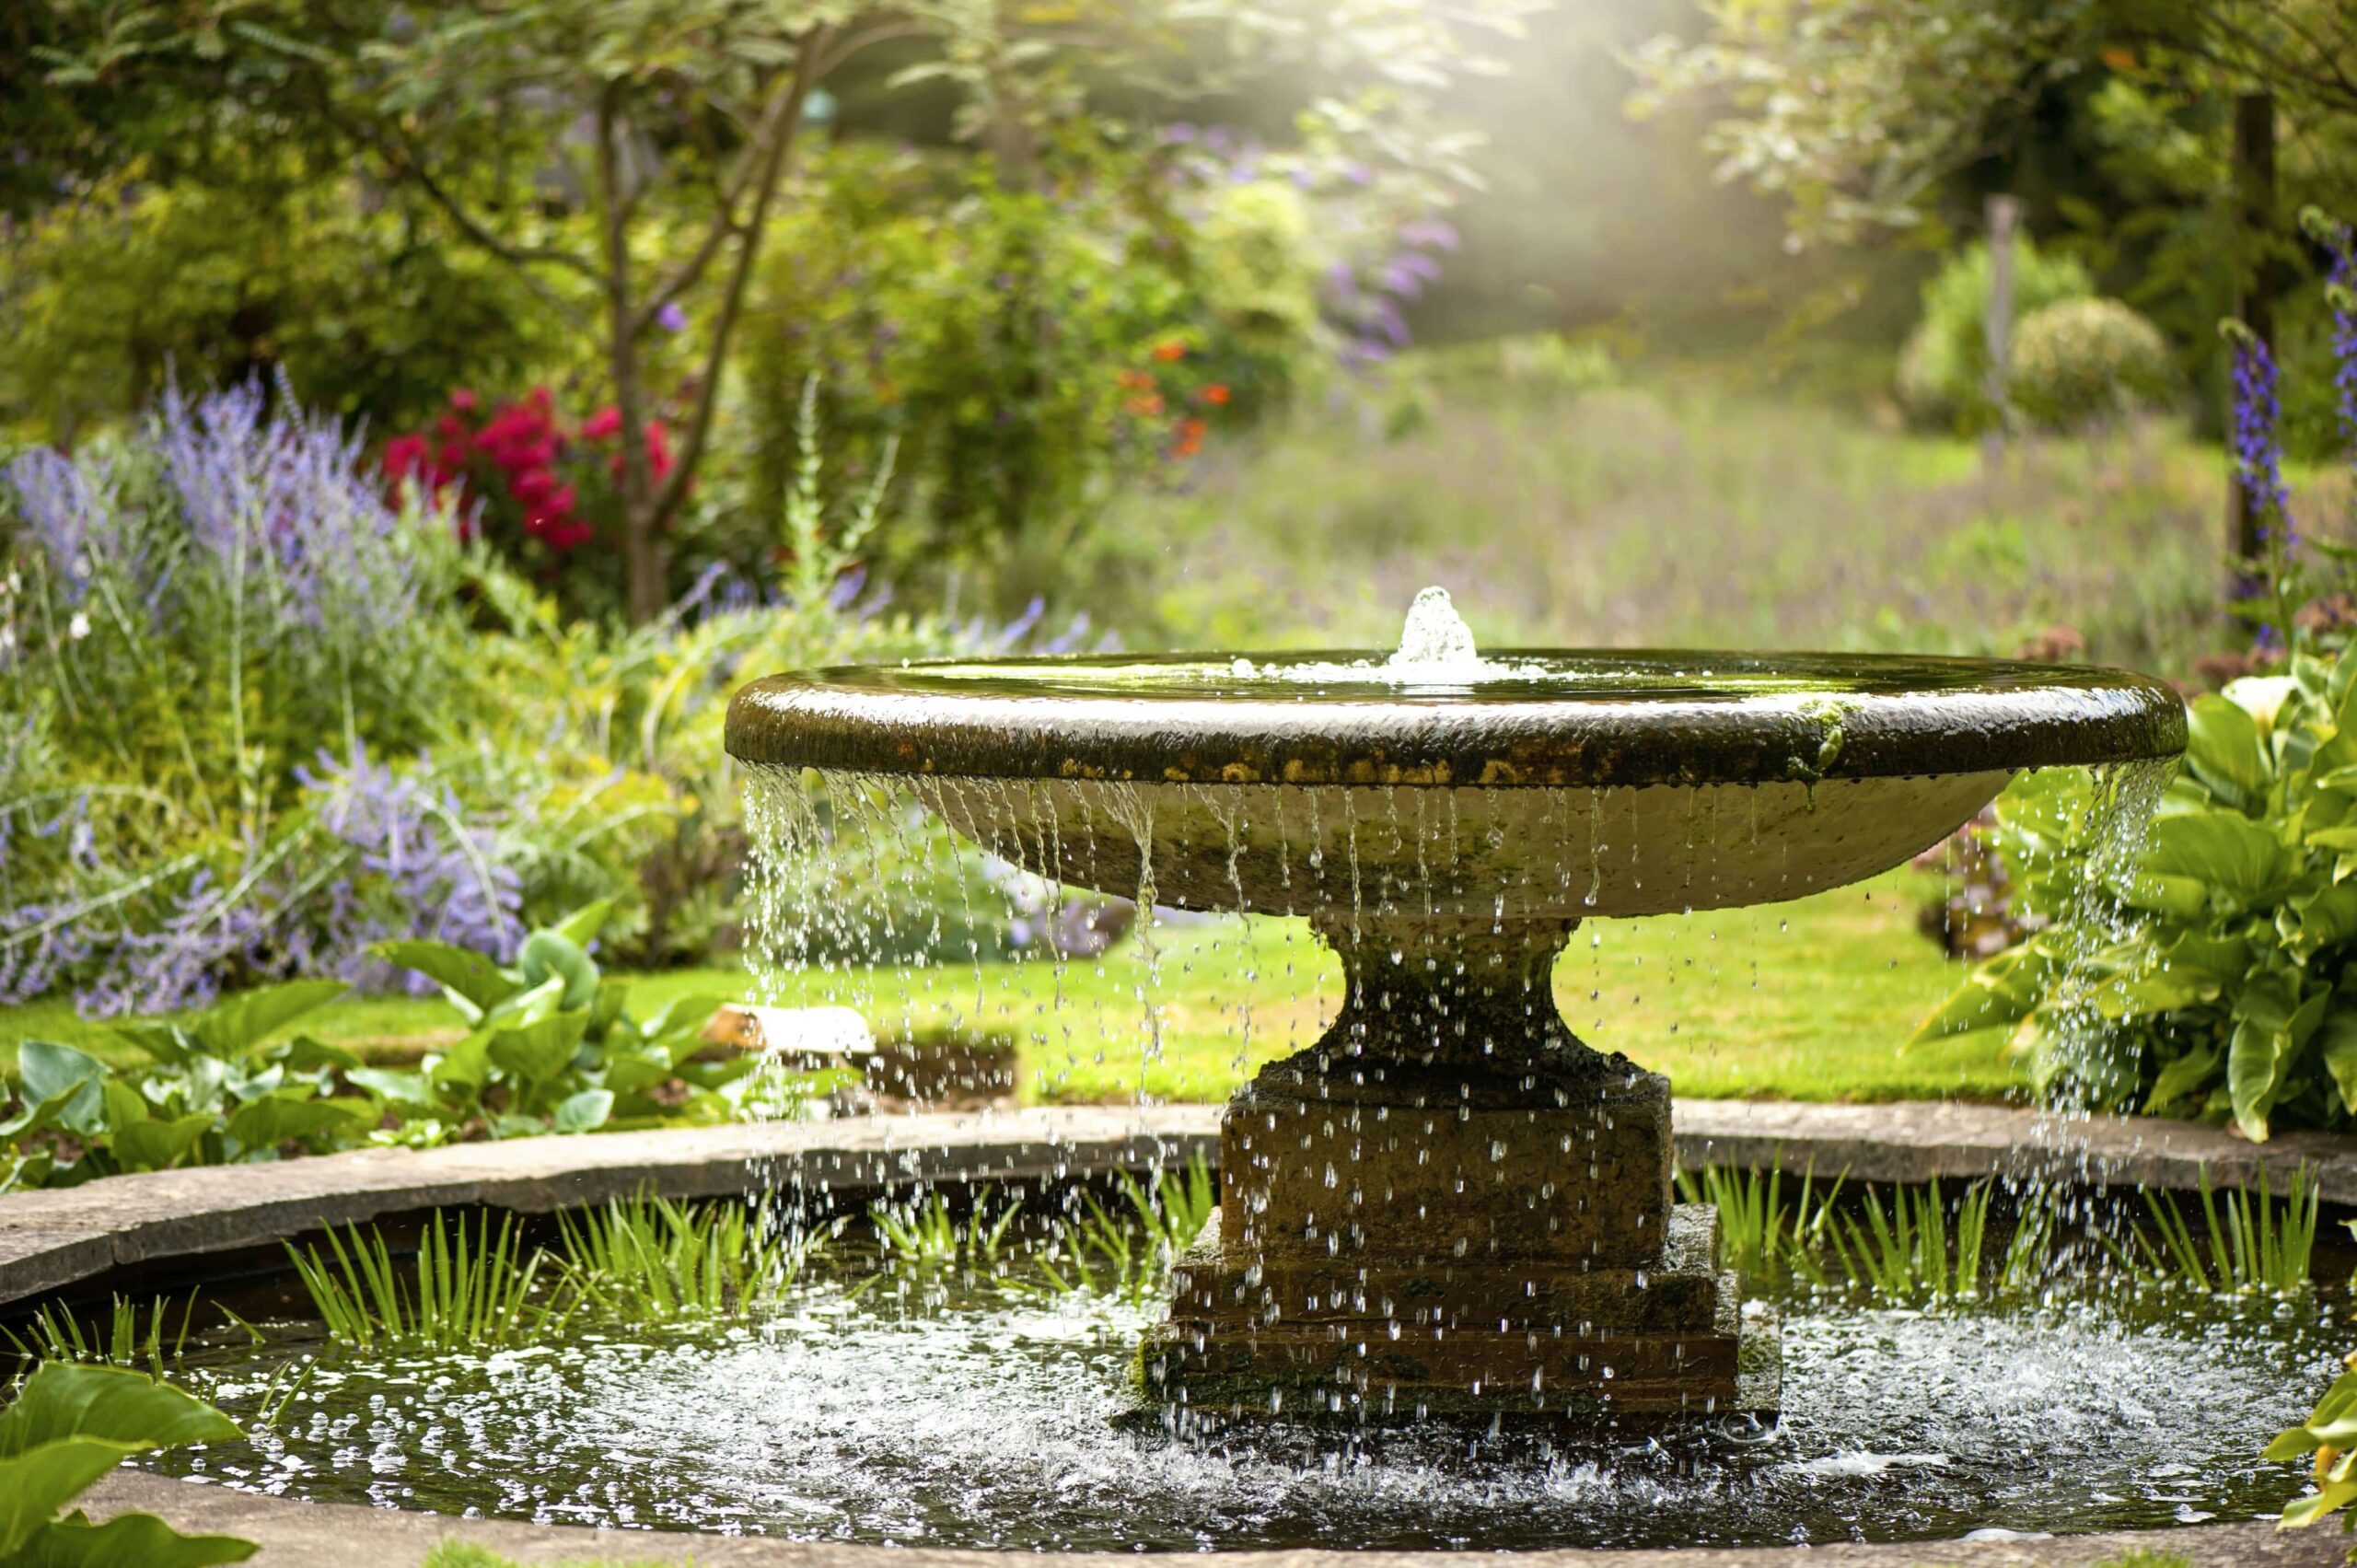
[726,649,2187,920]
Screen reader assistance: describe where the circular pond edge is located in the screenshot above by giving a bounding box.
[4,1103,2348,1565]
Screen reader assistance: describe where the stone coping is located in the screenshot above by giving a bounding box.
[80,1470,2340,1567]
[1,1099,2346,1308]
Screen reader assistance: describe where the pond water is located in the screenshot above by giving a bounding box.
[142,1258,2332,1551]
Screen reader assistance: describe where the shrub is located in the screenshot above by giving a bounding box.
[2007,298,2178,431]
[1917,653,2357,1140]
[1894,237,2095,433]
[0,165,572,446]
[0,1361,255,1565]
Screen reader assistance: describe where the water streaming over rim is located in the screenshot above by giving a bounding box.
[108,589,2229,1550]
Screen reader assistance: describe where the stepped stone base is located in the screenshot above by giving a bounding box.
[1143,1029,1779,1425]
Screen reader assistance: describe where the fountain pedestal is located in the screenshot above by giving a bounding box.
[1143,917,1774,1422]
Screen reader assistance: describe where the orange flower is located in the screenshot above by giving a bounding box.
[1172,417,1206,458]
[1151,340,1187,363]
[1125,391,1166,417]
[1116,368,1154,389]
[1200,383,1231,406]
[2100,45,2136,70]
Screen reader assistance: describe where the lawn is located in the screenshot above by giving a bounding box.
[0,870,2015,1107]
[1068,377,2352,680]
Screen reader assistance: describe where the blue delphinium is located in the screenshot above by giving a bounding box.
[2330,229,2356,478]
[2229,331,2294,550]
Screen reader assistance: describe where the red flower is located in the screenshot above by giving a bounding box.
[449,388,480,412]
[1200,383,1232,406]
[581,405,624,441]
[382,434,431,485]
[1171,417,1206,459]
[1151,340,1187,363]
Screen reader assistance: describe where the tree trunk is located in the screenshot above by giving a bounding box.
[1980,193,2020,469]
[2229,89,2277,592]
[596,90,666,625]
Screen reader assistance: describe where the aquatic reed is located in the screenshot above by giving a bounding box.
[287,1211,555,1351]
[556,1191,816,1322]
[2127,1166,2316,1297]
[1,1292,192,1376]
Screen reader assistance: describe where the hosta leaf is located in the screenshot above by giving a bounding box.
[552,1086,614,1133]
[189,980,348,1058]
[271,1036,361,1074]
[0,1440,145,1555]
[7,1509,258,1567]
[224,1095,371,1152]
[2319,1011,2357,1114]
[2145,1045,2220,1112]
[518,932,599,1012]
[368,941,517,1013]
[15,1043,108,1137]
[109,1112,215,1172]
[0,1363,241,1456]
[2184,693,2270,804]
[545,899,616,950]
[2143,809,2287,908]
[487,1011,589,1091]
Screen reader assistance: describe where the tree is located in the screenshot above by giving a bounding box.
[1629,0,2357,589]
[41,0,1537,621]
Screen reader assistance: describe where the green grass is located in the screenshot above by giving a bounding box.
[422,1543,683,1568]
[1067,378,2354,679]
[0,871,2013,1107]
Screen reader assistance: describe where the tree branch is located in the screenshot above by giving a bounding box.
[650,25,830,529]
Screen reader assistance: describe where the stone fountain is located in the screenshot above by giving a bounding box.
[725,589,2185,1426]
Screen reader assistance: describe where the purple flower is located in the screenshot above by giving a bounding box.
[2330,230,2357,482]
[153,380,419,636]
[2230,334,2293,550]
[656,300,690,333]
[2,446,131,605]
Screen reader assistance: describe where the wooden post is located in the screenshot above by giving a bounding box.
[2230,90,2277,585]
[1981,194,2021,465]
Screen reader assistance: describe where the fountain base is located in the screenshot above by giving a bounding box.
[1142,916,1778,1423]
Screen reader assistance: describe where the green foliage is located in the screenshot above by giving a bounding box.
[354,903,765,1140]
[2270,1350,2357,1534]
[0,164,573,445]
[1893,238,2095,434]
[1828,1180,2060,1306]
[0,906,838,1189]
[2,981,370,1188]
[2007,298,2180,432]
[872,1188,1024,1276]
[0,1362,255,1566]
[421,1544,679,1568]
[1036,1154,1215,1305]
[1674,1162,1842,1288]
[286,1212,558,1353]
[2,1295,192,1379]
[2119,1167,2318,1296]
[735,140,1303,591]
[555,1193,817,1324]
[1920,651,2357,1139]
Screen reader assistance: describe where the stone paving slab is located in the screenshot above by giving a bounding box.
[2,1099,2348,1307]
[80,1471,2342,1567]
[1675,1099,2357,1202]
[0,1107,1217,1307]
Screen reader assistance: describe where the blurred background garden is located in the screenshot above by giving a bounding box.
[6,0,2357,1175]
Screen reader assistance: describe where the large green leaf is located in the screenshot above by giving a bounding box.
[552,1086,614,1132]
[223,1095,370,1153]
[2145,1045,2220,1113]
[2226,982,2329,1142]
[368,940,517,1014]
[13,1044,107,1138]
[2319,1010,2357,1115]
[488,1012,590,1097]
[188,981,349,1058]
[545,899,617,950]
[1910,943,2053,1044]
[2142,810,2287,909]
[0,1439,145,1556]
[2183,693,2270,805]
[517,932,599,1012]
[0,1364,240,1457]
[7,1508,258,1567]
[109,1113,216,1172]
